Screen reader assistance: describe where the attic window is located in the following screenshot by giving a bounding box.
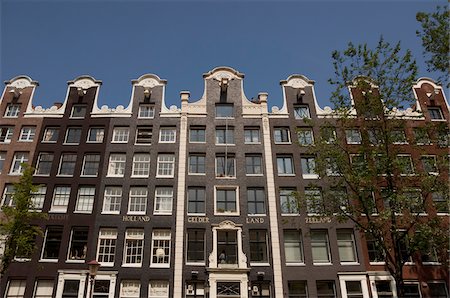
[70,105,87,118]
[428,107,444,120]
[294,105,310,119]
[216,104,233,118]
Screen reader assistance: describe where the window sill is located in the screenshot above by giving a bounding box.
[313,262,332,266]
[286,263,305,266]
[156,176,175,178]
[80,175,98,178]
[186,262,206,266]
[13,258,31,262]
[188,173,206,176]
[122,264,142,267]
[436,213,450,216]
[430,119,446,122]
[246,174,264,177]
[215,176,236,179]
[150,264,170,268]
[41,141,57,143]
[215,144,236,146]
[278,174,295,177]
[74,211,93,214]
[340,262,360,265]
[49,210,68,214]
[281,213,300,216]
[63,143,80,145]
[153,213,173,216]
[39,259,58,263]
[127,212,146,215]
[18,140,33,142]
[56,175,74,177]
[250,263,270,266]
[106,175,125,178]
[86,141,103,144]
[130,175,150,178]
[101,211,120,215]
[215,212,239,216]
[369,261,386,265]
[111,141,129,144]
[66,260,85,263]
[34,174,51,177]
[159,141,176,144]
[302,174,319,179]
[247,214,266,217]
[274,142,292,145]
[422,262,441,265]
[244,142,261,145]
[99,262,114,267]
[135,142,152,145]
[187,213,206,216]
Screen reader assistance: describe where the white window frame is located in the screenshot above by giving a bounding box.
[131,154,150,177]
[138,104,155,119]
[420,155,438,175]
[345,129,362,144]
[57,153,77,177]
[339,275,370,298]
[0,126,14,143]
[244,128,261,144]
[102,187,122,214]
[128,187,148,215]
[297,128,314,146]
[214,186,239,216]
[35,152,54,176]
[120,280,141,298]
[188,154,206,175]
[81,154,100,177]
[337,229,358,264]
[294,105,311,119]
[300,156,318,179]
[112,127,129,143]
[215,155,236,178]
[70,104,87,119]
[64,127,82,145]
[66,227,88,262]
[215,127,235,145]
[107,154,126,177]
[277,155,295,176]
[428,106,444,120]
[42,127,59,143]
[159,128,176,143]
[75,186,95,213]
[4,104,20,117]
[150,230,171,268]
[391,129,408,144]
[156,154,175,178]
[245,155,263,176]
[274,127,291,144]
[1,184,15,207]
[97,228,118,267]
[187,187,206,216]
[31,185,46,211]
[40,226,63,262]
[154,187,173,215]
[397,154,415,176]
[368,275,397,298]
[50,186,71,213]
[87,127,105,143]
[280,188,298,215]
[148,280,170,298]
[19,126,35,142]
[9,152,28,175]
[123,229,144,267]
[189,127,206,143]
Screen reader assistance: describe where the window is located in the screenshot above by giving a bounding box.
[247,188,266,215]
[294,105,310,119]
[215,127,234,145]
[245,154,263,175]
[420,155,437,174]
[189,154,205,174]
[217,282,240,296]
[337,230,357,263]
[429,282,449,298]
[156,154,175,177]
[10,152,28,175]
[102,187,122,214]
[112,127,129,143]
[187,187,205,215]
[159,127,176,143]
[216,104,233,118]
[123,229,144,266]
[429,107,444,120]
[368,128,383,145]
[297,128,314,146]
[374,280,393,298]
[321,127,337,144]
[217,231,238,265]
[51,186,71,213]
[413,128,431,145]
[149,281,169,298]
[397,155,414,175]
[432,192,449,213]
[33,280,54,298]
[154,187,173,215]
[0,126,14,143]
[316,281,336,298]
[437,128,450,147]
[365,233,385,263]
[35,153,54,176]
[120,280,140,298]
[138,104,155,118]
[345,281,363,298]
[277,155,294,175]
[107,154,126,177]
[67,227,88,261]
[403,189,424,214]
[288,281,307,298]
[87,127,104,143]
[128,187,147,214]
[402,283,420,298]
[186,229,205,264]
[75,186,95,213]
[58,154,77,176]
[249,230,268,263]
[1,184,14,206]
[151,230,171,267]
[284,230,304,264]
[351,154,367,172]
[391,129,407,144]
[216,154,235,177]
[93,280,110,298]
[280,188,298,215]
[301,156,317,178]
[325,158,340,176]
[189,127,206,143]
[61,280,80,298]
[132,154,150,177]
[4,104,20,117]
[97,228,117,266]
[135,127,152,144]
[305,188,323,214]
[42,127,59,143]
[244,127,260,144]
[81,154,100,176]
[345,129,361,144]
[185,282,205,298]
[0,151,5,174]
[274,127,291,143]
[311,230,331,263]
[31,185,46,210]
[41,226,63,260]
[64,127,82,144]
[398,231,411,263]
[216,187,238,215]
[70,105,87,118]
[19,126,35,141]
[5,280,26,298]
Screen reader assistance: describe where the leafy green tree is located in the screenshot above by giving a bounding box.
[416,6,449,86]
[297,38,449,296]
[0,164,47,275]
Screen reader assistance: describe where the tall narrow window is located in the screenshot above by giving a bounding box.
[5,280,26,298]
[247,188,266,215]
[151,230,171,267]
[128,187,147,214]
[31,185,46,211]
[397,155,414,175]
[413,128,431,145]
[316,281,336,298]
[132,154,150,177]
[391,129,408,144]
[41,226,63,260]
[97,228,117,266]
[103,186,122,214]
[365,233,385,263]
[186,229,205,264]
[75,186,95,213]
[2,184,15,206]
[33,280,54,298]
[51,186,71,213]
[0,126,14,143]
[58,153,77,176]
[188,154,206,174]
[249,230,268,263]
[10,152,28,175]
[35,153,54,176]
[277,155,294,175]
[297,128,314,146]
[245,154,263,175]
[311,230,331,263]
[0,151,5,174]
[187,187,205,215]
[288,281,307,298]
[305,188,323,214]
[301,156,317,178]
[217,231,237,265]
[216,154,235,177]
[244,127,261,144]
[156,154,175,177]
[123,229,144,266]
[337,230,358,263]
[154,187,173,215]
[274,127,291,143]
[345,281,364,298]
[284,230,304,264]
[81,154,100,176]
[107,154,126,177]
[421,155,438,174]
[280,188,298,215]
[67,227,88,261]
[428,107,444,120]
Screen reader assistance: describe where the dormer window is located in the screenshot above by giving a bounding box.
[70,105,87,118]
[4,104,20,117]
[216,104,233,118]
[294,105,310,119]
[428,107,444,120]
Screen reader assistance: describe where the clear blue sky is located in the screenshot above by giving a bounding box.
[1,0,445,110]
